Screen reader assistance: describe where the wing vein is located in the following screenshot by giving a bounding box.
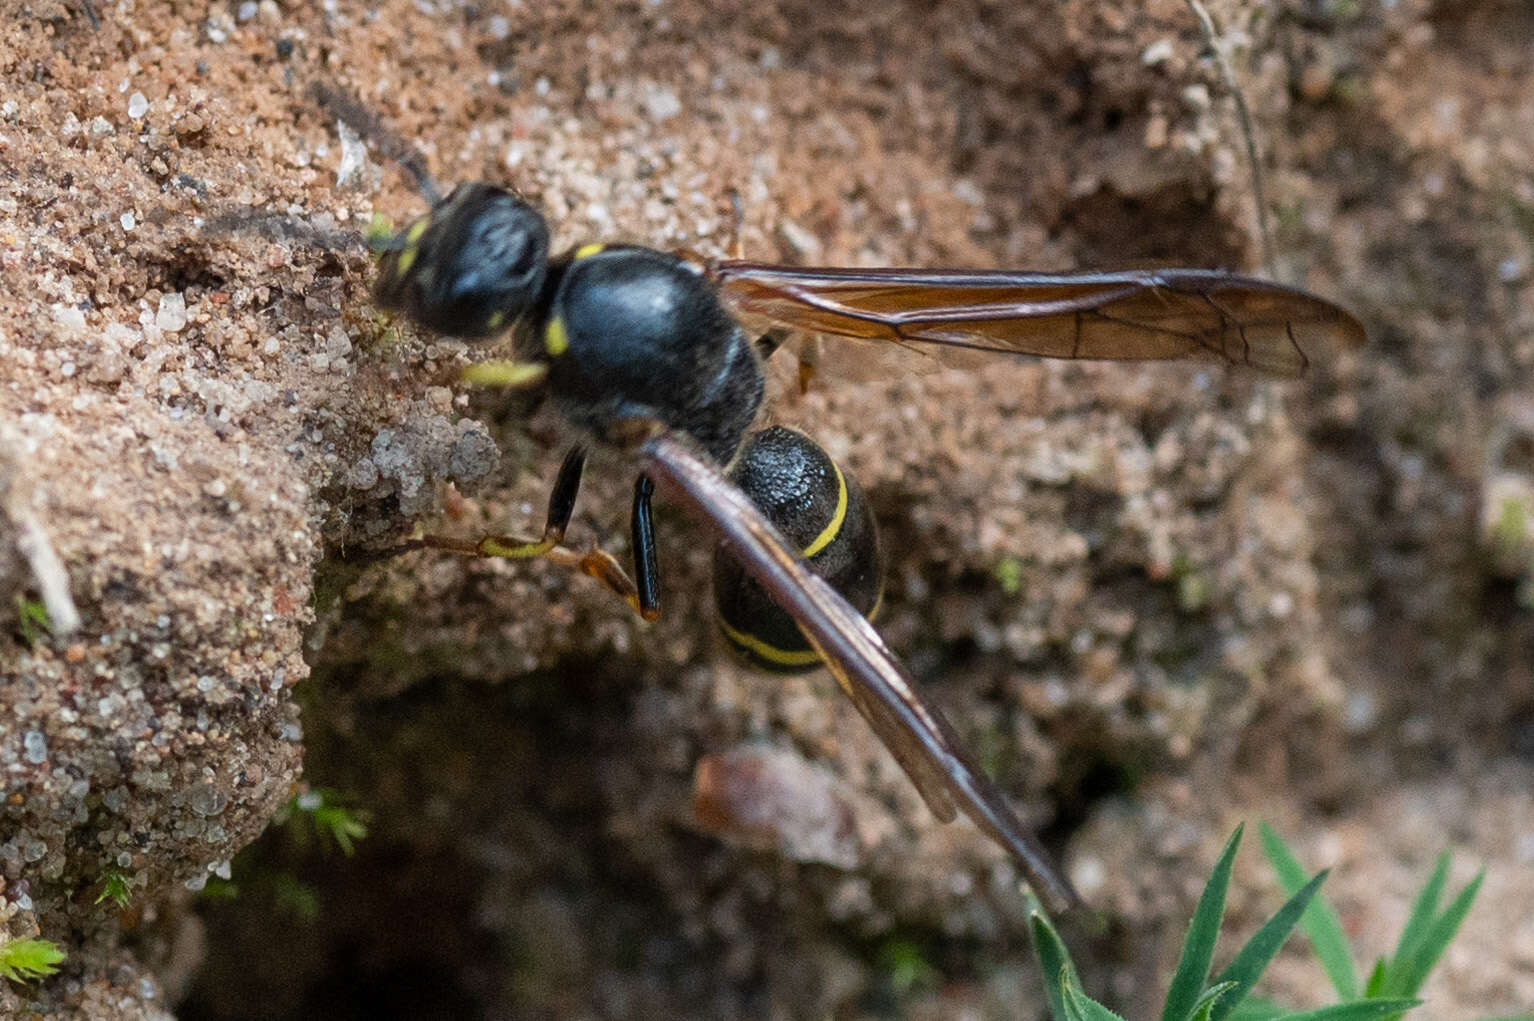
[638,427,1079,914]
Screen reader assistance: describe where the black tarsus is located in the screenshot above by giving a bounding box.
[545,446,589,540]
[631,474,660,618]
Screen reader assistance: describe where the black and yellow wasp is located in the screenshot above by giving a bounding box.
[305,84,1363,915]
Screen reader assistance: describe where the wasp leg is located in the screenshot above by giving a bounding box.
[796,334,821,395]
[358,446,655,619]
[751,329,818,395]
[541,544,647,617]
[360,445,584,559]
[631,475,661,621]
[474,444,588,557]
[753,328,791,361]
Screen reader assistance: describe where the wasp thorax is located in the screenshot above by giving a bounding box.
[542,245,764,463]
[373,182,551,340]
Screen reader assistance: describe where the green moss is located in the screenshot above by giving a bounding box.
[1325,0,1362,24]
[94,865,134,909]
[197,877,241,903]
[875,935,939,1000]
[0,938,65,983]
[971,722,1012,780]
[1331,71,1367,107]
[1490,496,1530,565]
[14,596,50,647]
[1274,201,1308,240]
[282,788,371,856]
[269,873,322,922]
[1169,555,1211,613]
[993,555,1024,597]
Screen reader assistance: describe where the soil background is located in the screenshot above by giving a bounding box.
[2,0,1532,1018]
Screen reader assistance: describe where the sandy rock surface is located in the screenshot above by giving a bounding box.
[0,0,1530,1017]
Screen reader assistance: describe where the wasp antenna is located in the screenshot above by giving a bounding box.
[205,207,365,253]
[308,81,443,205]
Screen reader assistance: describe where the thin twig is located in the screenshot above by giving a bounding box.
[14,509,81,636]
[1184,0,1273,275]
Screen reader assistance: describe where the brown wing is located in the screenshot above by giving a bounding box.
[714,263,1366,378]
[636,426,1078,915]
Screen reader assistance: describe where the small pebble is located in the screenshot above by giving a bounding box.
[156,293,188,333]
[23,731,47,765]
[1141,38,1175,66]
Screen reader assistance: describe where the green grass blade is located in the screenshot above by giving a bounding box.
[1282,1000,1421,1020]
[1210,870,1328,1021]
[1258,823,1359,999]
[1064,982,1127,1021]
[1386,852,1449,988]
[1029,903,1076,1021]
[1389,869,1484,997]
[1223,1000,1284,1021]
[1061,967,1090,1021]
[1188,981,1239,1021]
[1363,958,1388,997]
[1058,972,1081,1021]
[1163,825,1245,1021]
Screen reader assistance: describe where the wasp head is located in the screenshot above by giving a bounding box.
[370,183,550,340]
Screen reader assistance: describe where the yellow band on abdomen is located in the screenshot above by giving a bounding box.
[716,615,822,669]
[800,461,847,558]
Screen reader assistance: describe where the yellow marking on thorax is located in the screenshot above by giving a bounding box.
[800,461,849,558]
[544,245,603,354]
[394,217,432,276]
[545,315,570,356]
[717,616,823,669]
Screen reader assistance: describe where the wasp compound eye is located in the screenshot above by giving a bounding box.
[373,183,551,340]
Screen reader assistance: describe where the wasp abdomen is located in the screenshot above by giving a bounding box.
[713,426,882,672]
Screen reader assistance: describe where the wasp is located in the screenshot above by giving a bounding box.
[304,84,1363,915]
